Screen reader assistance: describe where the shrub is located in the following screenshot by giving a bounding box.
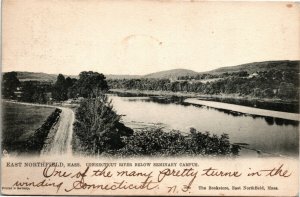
[110,128,238,157]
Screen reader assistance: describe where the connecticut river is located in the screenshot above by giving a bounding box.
[108,94,299,157]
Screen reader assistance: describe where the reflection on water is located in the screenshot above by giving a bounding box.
[192,105,299,127]
[264,116,299,126]
[108,93,299,157]
[109,92,299,126]
[201,97,299,113]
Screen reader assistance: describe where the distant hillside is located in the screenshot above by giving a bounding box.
[105,74,141,79]
[7,71,139,82]
[141,60,299,79]
[206,60,300,75]
[8,72,77,83]
[5,60,299,82]
[143,69,198,79]
[16,72,58,82]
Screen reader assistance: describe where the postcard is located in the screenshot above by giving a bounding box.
[1,0,299,196]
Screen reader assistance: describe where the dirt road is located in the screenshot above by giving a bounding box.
[3,100,75,155]
[44,107,75,155]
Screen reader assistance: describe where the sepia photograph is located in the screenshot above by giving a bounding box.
[1,0,299,195]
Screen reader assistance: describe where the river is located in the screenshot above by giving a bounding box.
[108,94,299,157]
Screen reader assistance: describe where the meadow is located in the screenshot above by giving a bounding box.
[2,101,55,153]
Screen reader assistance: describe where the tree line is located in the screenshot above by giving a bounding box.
[178,70,249,80]
[108,69,299,100]
[1,71,109,103]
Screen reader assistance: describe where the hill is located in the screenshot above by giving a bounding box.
[7,71,138,82]
[143,69,198,79]
[6,72,77,83]
[206,60,299,75]
[105,74,141,79]
[137,60,299,79]
[16,72,58,82]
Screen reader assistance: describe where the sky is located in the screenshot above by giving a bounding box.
[2,0,300,75]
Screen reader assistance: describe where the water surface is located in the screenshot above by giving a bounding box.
[108,94,299,157]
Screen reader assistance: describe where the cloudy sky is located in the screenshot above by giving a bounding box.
[2,0,299,75]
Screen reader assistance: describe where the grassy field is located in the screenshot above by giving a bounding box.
[2,101,55,153]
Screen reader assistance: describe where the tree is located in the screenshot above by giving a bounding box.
[75,71,109,98]
[19,81,48,103]
[52,74,68,101]
[65,77,77,89]
[262,88,274,98]
[236,71,249,77]
[73,94,133,155]
[66,77,78,98]
[278,82,297,99]
[2,72,20,99]
[20,81,35,102]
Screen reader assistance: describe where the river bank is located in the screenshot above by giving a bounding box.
[110,89,297,103]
